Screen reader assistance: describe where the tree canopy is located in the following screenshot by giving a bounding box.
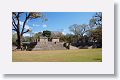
[42,30,51,38]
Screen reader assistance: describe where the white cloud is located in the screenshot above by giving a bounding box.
[32,24,40,27]
[23,33,30,37]
[42,24,47,28]
[34,31,39,33]
[25,25,31,29]
[62,32,66,35]
[40,30,43,32]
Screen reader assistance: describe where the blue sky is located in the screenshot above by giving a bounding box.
[19,12,96,36]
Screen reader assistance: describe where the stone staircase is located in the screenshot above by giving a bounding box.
[32,42,66,50]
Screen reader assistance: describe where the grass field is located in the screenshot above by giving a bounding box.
[12,48,102,62]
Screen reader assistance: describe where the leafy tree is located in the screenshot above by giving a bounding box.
[64,34,73,43]
[32,32,42,42]
[59,35,66,42]
[42,30,51,38]
[22,36,31,42]
[90,27,102,47]
[89,12,102,47]
[89,12,102,28]
[12,12,46,49]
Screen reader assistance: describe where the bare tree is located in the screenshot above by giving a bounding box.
[69,24,88,37]
[51,31,63,38]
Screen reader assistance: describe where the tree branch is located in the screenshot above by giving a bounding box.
[12,23,17,31]
[12,21,17,30]
[12,18,18,29]
[12,29,17,31]
[15,13,20,32]
[23,29,30,34]
[21,13,30,36]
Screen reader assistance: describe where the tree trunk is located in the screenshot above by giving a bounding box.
[16,31,22,50]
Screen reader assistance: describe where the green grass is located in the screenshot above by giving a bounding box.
[12,48,102,62]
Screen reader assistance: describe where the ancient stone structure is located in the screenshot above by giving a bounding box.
[39,37,48,43]
[52,37,59,42]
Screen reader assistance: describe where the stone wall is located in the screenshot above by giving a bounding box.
[40,38,48,43]
[52,39,59,42]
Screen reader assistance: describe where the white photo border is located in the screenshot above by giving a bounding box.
[0,0,114,74]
